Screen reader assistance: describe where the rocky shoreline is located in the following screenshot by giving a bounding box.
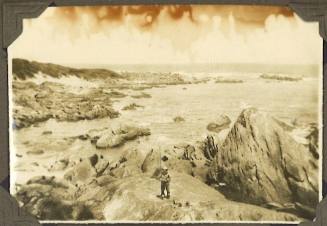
[208,108,319,219]
[12,58,208,129]
[13,107,319,221]
[11,59,319,221]
[13,81,119,128]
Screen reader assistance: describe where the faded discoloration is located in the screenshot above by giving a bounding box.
[53,5,294,29]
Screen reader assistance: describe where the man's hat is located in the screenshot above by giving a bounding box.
[162,166,168,170]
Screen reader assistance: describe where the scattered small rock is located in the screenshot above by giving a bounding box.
[108,91,127,98]
[161,155,169,161]
[215,78,243,83]
[26,150,44,155]
[131,92,151,99]
[173,116,185,123]
[89,154,99,167]
[78,134,89,140]
[122,103,143,111]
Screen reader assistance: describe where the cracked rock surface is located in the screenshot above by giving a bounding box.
[208,108,319,218]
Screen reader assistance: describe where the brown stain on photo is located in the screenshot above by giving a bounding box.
[53,5,294,29]
[49,5,297,51]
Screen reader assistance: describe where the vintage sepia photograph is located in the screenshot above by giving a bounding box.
[8,4,322,223]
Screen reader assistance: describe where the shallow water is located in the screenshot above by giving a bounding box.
[112,77,319,145]
[11,76,320,190]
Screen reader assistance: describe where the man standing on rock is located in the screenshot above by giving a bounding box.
[160,166,171,199]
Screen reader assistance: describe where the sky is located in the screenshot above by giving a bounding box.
[9,5,322,65]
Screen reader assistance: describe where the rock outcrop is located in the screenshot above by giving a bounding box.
[260,74,302,82]
[12,58,122,80]
[94,126,151,149]
[206,114,231,133]
[141,147,209,183]
[102,173,300,221]
[122,103,143,111]
[131,92,152,99]
[203,135,219,160]
[182,145,196,160]
[16,176,94,220]
[12,82,119,128]
[16,173,301,221]
[173,116,185,123]
[208,108,319,219]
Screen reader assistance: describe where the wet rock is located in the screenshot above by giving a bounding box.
[122,103,143,111]
[131,92,151,99]
[208,108,319,217]
[206,114,231,133]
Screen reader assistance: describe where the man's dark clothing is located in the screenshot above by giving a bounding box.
[160,171,171,198]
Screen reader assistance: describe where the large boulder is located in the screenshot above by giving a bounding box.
[141,147,211,183]
[141,149,194,179]
[103,173,300,221]
[110,149,144,178]
[15,176,95,220]
[206,114,231,133]
[96,133,125,149]
[95,126,151,149]
[141,149,161,175]
[173,116,185,123]
[208,108,319,218]
[64,159,97,183]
